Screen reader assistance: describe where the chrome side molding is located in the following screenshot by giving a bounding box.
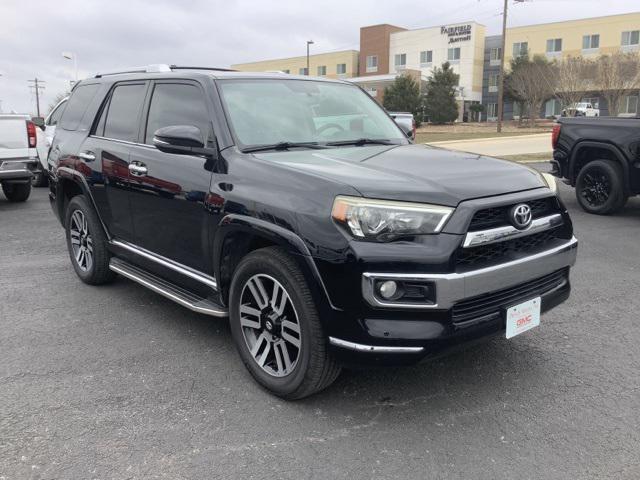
[329,337,424,353]
[110,239,217,290]
[463,213,563,248]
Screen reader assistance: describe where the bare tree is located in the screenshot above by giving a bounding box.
[554,56,596,113]
[506,55,556,126]
[47,91,69,116]
[596,52,640,116]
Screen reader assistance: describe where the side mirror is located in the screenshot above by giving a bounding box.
[153,125,205,151]
[397,122,414,140]
[32,117,45,130]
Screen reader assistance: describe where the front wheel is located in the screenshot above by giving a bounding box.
[229,246,340,399]
[2,182,31,202]
[575,160,625,215]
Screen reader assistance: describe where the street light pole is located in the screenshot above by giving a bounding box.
[306,40,314,75]
[62,52,78,83]
[496,0,508,133]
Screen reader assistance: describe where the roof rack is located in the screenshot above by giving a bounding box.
[169,65,236,72]
[94,64,236,78]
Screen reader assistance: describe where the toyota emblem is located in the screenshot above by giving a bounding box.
[510,203,532,230]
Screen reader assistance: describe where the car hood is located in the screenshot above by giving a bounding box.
[253,144,547,206]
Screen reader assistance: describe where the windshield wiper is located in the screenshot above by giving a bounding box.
[242,141,329,153]
[326,138,395,147]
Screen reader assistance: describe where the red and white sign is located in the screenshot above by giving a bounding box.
[506,297,541,339]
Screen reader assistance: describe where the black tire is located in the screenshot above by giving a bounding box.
[229,246,341,399]
[31,171,49,187]
[2,182,31,202]
[64,195,116,285]
[575,160,625,215]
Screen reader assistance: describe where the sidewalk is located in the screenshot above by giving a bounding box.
[426,133,551,157]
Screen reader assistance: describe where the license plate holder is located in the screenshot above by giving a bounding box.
[506,297,541,339]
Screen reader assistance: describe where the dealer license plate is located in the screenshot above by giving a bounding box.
[506,297,541,339]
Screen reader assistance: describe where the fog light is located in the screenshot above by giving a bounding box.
[378,280,398,299]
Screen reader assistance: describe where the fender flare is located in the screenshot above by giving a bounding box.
[213,214,340,311]
[569,141,630,190]
[55,166,112,239]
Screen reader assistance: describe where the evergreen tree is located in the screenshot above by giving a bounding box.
[382,74,423,126]
[424,62,460,124]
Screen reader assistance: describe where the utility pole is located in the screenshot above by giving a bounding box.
[306,40,314,75]
[496,0,508,133]
[28,78,46,117]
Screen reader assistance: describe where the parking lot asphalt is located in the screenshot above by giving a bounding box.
[1,165,639,480]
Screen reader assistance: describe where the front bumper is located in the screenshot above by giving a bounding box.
[328,236,578,366]
[0,158,38,181]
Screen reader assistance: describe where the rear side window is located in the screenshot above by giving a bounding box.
[60,84,100,131]
[101,84,147,142]
[47,100,67,126]
[144,83,210,144]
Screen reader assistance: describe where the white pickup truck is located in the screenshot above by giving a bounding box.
[0,114,40,202]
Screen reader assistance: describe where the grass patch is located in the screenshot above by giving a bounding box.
[416,131,543,144]
[499,152,553,163]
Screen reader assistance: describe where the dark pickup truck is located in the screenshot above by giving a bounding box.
[551,116,640,214]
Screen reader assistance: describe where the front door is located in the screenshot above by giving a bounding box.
[127,80,215,272]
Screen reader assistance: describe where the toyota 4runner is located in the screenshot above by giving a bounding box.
[49,65,578,399]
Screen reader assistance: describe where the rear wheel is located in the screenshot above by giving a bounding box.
[2,182,31,202]
[229,246,340,399]
[31,171,48,187]
[64,196,115,285]
[575,160,625,215]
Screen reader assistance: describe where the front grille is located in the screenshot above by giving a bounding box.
[452,268,568,327]
[468,197,559,231]
[457,228,563,267]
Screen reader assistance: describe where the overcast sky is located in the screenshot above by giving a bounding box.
[1,0,638,115]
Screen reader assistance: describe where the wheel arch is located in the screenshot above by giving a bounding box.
[569,142,630,192]
[213,214,338,313]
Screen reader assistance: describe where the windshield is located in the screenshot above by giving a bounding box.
[217,78,407,149]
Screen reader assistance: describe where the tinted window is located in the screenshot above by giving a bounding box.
[47,100,67,126]
[103,84,146,142]
[60,84,100,131]
[144,83,210,144]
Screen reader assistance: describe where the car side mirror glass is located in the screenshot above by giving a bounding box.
[396,122,413,139]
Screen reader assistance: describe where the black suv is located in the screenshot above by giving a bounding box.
[49,65,578,399]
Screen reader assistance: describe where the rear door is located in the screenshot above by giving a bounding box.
[127,80,215,271]
[80,81,148,241]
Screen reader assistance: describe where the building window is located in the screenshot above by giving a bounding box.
[488,73,499,93]
[366,55,378,73]
[336,63,347,76]
[489,47,502,66]
[317,65,326,76]
[394,54,406,69]
[546,38,562,55]
[447,47,460,62]
[621,30,640,50]
[513,42,528,58]
[365,86,378,98]
[622,95,638,114]
[545,98,562,117]
[420,50,433,67]
[299,67,308,75]
[582,97,599,109]
[486,103,497,120]
[582,34,600,51]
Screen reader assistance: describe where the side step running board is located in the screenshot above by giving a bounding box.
[109,258,228,317]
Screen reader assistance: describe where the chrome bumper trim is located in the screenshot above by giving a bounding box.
[329,337,424,353]
[463,213,563,248]
[362,236,578,310]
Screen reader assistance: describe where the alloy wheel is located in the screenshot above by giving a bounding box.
[69,210,94,272]
[239,274,302,377]
[580,169,611,207]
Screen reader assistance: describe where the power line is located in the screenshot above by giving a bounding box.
[27,78,46,117]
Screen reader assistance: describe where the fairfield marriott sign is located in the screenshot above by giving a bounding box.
[441,24,472,44]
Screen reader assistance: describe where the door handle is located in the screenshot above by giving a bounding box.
[129,163,148,176]
[78,151,96,162]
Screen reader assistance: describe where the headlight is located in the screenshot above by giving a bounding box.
[541,172,558,194]
[331,196,454,241]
